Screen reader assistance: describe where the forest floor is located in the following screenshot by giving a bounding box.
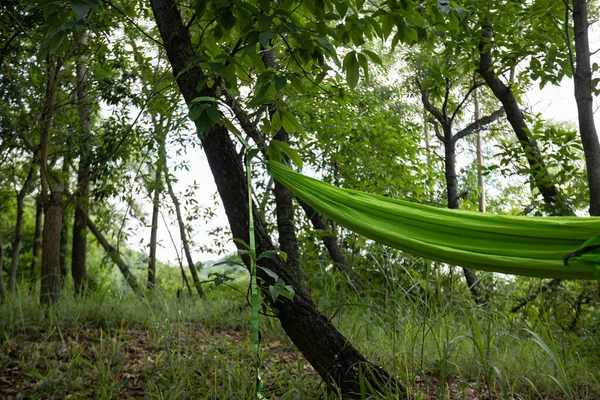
[1,285,596,399]
[1,319,514,400]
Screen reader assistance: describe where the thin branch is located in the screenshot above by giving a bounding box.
[101,0,163,47]
[453,107,505,143]
[442,78,450,118]
[565,2,576,74]
[450,81,486,123]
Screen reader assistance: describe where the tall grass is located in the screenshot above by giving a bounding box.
[2,267,600,399]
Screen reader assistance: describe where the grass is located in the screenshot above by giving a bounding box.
[1,273,600,399]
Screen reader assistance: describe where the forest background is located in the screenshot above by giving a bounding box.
[2,0,600,398]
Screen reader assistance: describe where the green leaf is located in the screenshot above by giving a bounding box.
[275,75,287,91]
[357,52,369,83]
[267,140,303,169]
[257,250,284,262]
[222,118,243,138]
[190,96,216,103]
[258,266,279,282]
[269,285,281,302]
[280,285,295,300]
[259,30,277,47]
[221,9,236,30]
[233,238,250,249]
[195,112,213,133]
[248,50,266,73]
[362,49,382,65]
[335,1,348,18]
[71,0,90,21]
[195,0,208,17]
[279,108,305,137]
[344,51,359,89]
[205,104,221,123]
[188,105,204,121]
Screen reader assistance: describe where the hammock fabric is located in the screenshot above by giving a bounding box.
[267,161,600,280]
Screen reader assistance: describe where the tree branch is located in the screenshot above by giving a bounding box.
[452,107,504,143]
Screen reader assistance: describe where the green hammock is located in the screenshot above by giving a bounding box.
[267,161,600,280]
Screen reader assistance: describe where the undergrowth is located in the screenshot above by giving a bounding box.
[1,271,599,399]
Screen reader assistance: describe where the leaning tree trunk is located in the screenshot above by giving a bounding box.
[161,144,204,298]
[572,0,600,216]
[85,214,141,294]
[8,166,34,292]
[72,28,91,294]
[297,199,363,290]
[40,184,64,305]
[261,48,302,283]
[478,21,574,216]
[149,0,403,396]
[223,92,354,287]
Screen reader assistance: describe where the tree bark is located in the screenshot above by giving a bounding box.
[162,149,204,298]
[8,166,34,291]
[72,29,91,294]
[40,184,64,305]
[273,139,302,282]
[39,56,64,305]
[261,48,302,283]
[420,88,496,304]
[297,199,363,290]
[224,92,351,285]
[572,0,600,216]
[147,166,161,289]
[478,22,574,216]
[0,244,6,302]
[474,88,486,213]
[444,132,484,303]
[149,0,402,396]
[30,196,43,286]
[59,159,70,282]
[85,214,141,294]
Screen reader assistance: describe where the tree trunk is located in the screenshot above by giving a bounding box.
[261,47,302,283]
[224,92,347,285]
[572,0,600,216]
[444,127,460,210]
[478,22,574,216]
[474,88,486,213]
[8,166,34,291]
[72,29,91,294]
[273,145,302,282]
[149,1,403,396]
[162,150,204,298]
[147,167,161,289]
[297,199,363,290]
[85,214,141,294]
[0,244,6,302]
[39,56,64,305]
[40,184,64,305]
[59,159,70,282]
[444,130,484,304]
[30,196,43,286]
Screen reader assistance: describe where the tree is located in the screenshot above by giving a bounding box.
[149,0,402,396]
[571,0,600,216]
[417,66,503,303]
